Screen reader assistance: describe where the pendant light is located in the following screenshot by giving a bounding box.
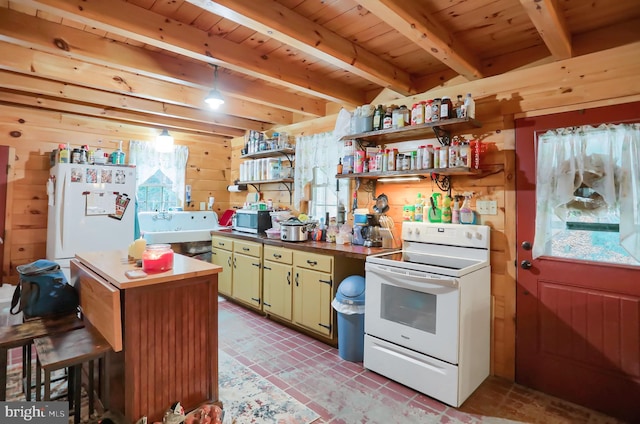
[155,128,174,152]
[204,65,225,109]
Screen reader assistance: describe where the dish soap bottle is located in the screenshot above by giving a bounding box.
[428,193,442,223]
[414,193,424,222]
[452,195,462,224]
[441,195,452,223]
[460,193,475,224]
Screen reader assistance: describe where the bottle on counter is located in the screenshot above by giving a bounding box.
[441,195,452,223]
[414,193,424,222]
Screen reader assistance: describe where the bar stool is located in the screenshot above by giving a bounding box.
[34,326,111,424]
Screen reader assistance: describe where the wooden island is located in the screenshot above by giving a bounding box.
[70,250,222,423]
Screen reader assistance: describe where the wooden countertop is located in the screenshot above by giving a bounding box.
[75,249,222,290]
[211,229,396,259]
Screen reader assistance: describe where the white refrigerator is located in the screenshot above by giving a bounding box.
[46,163,137,279]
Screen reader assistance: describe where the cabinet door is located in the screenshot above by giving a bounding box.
[232,253,262,307]
[211,248,233,296]
[293,267,333,336]
[263,261,292,321]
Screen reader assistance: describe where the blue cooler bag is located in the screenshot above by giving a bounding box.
[10,259,79,318]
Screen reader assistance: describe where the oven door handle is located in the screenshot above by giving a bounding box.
[367,264,458,290]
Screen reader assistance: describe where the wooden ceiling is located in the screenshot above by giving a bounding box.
[1,0,639,139]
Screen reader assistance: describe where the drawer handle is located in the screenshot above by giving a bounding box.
[295,272,299,287]
[318,323,331,330]
[263,301,272,307]
[252,262,261,268]
[251,297,261,304]
[287,271,291,285]
[228,257,231,267]
[243,247,250,251]
[263,265,271,271]
[319,278,332,286]
[218,242,225,246]
[307,260,317,266]
[273,253,282,259]
[233,257,237,268]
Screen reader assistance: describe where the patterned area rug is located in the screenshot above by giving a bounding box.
[219,350,319,424]
[6,353,319,424]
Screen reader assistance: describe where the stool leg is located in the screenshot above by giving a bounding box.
[73,365,81,424]
[25,344,32,401]
[88,359,95,418]
[0,348,7,401]
[67,367,74,411]
[44,368,51,401]
[101,353,110,411]
[35,356,41,401]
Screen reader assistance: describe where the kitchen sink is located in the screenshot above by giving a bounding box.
[138,211,220,244]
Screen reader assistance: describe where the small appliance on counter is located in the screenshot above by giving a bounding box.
[232,209,272,234]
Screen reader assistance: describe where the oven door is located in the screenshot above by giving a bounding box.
[364,261,460,364]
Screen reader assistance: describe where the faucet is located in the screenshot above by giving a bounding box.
[152,211,173,221]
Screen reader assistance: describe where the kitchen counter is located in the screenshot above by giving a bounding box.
[210,229,396,259]
[72,251,222,422]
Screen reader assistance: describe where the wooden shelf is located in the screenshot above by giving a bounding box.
[339,117,481,145]
[335,167,484,180]
[237,178,294,185]
[241,148,295,160]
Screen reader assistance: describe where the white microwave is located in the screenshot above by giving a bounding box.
[233,209,272,234]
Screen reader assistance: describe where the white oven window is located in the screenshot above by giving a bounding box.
[380,284,436,334]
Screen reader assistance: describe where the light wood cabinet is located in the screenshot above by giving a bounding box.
[211,235,233,296]
[293,251,335,337]
[231,239,263,309]
[262,246,293,321]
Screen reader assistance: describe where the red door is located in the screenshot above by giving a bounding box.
[515,103,640,423]
[0,146,8,282]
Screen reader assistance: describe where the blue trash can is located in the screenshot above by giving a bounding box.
[332,275,366,362]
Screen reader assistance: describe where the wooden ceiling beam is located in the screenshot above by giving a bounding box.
[185,0,414,96]
[518,0,572,60]
[0,89,244,137]
[0,40,291,127]
[0,8,325,117]
[0,70,272,134]
[18,0,365,106]
[357,0,483,81]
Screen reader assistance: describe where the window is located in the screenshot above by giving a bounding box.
[533,123,640,264]
[294,132,349,221]
[128,141,189,212]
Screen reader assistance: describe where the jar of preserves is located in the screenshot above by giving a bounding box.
[142,244,174,273]
[431,98,441,122]
[440,96,453,120]
[424,100,433,122]
[411,103,424,125]
[399,105,410,127]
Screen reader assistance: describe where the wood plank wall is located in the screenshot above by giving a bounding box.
[0,103,231,283]
[229,42,640,380]
[1,42,638,381]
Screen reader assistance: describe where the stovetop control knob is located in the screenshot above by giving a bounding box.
[414,228,420,235]
[474,232,482,240]
[465,231,472,239]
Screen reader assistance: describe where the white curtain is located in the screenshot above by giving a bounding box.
[533,123,640,261]
[293,131,342,210]
[128,141,189,209]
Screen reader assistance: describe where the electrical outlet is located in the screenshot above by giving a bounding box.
[477,200,498,215]
[199,202,206,210]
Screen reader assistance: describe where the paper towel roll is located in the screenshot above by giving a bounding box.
[227,184,247,192]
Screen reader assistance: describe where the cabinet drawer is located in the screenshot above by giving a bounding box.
[234,240,262,257]
[264,246,293,264]
[294,251,332,273]
[212,236,233,251]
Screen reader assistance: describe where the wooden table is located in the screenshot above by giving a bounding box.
[71,250,222,423]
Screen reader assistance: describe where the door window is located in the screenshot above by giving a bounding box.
[533,124,640,265]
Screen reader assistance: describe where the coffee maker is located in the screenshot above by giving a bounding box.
[362,214,382,247]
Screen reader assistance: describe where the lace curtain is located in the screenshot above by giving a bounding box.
[293,131,343,210]
[533,123,640,261]
[128,141,189,210]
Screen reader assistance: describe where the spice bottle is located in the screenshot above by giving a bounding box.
[431,98,441,122]
[382,107,393,129]
[373,104,384,131]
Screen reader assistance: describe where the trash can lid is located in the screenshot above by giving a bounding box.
[336,275,365,305]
